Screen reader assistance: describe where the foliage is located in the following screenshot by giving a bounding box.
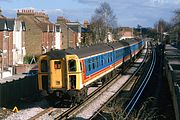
[154,18,170,43]
[23,56,37,64]
[170,9,180,45]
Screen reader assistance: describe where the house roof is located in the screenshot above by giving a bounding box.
[6,19,15,31]
[66,22,81,33]
[17,10,54,32]
[0,19,6,31]
[0,18,25,31]
[34,19,54,32]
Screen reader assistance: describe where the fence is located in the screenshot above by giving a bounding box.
[0,75,38,107]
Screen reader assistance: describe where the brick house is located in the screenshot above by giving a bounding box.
[17,10,60,56]
[56,16,81,49]
[81,20,93,45]
[0,10,26,78]
[119,27,134,40]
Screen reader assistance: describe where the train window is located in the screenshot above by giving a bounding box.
[97,60,99,68]
[104,55,107,64]
[96,57,98,62]
[92,58,95,62]
[54,61,61,69]
[110,53,113,62]
[68,59,76,71]
[88,59,91,63]
[88,64,91,71]
[41,60,48,72]
[101,59,103,66]
[69,75,76,89]
[92,63,95,69]
[80,62,82,71]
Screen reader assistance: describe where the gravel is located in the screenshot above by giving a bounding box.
[4,99,49,120]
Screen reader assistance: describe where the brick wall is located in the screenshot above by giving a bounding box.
[17,10,56,56]
[18,15,42,56]
[57,18,78,49]
[8,32,13,66]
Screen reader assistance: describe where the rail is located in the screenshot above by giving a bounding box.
[28,107,54,120]
[122,45,156,119]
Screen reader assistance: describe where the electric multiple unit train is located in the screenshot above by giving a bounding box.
[38,39,145,102]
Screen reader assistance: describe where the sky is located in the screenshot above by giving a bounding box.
[0,0,180,27]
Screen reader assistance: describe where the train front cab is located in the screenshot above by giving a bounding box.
[38,55,65,93]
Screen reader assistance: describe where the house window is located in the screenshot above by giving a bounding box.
[56,26,60,32]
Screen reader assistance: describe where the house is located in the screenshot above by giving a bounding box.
[54,24,62,49]
[119,27,134,40]
[56,16,81,49]
[0,10,26,78]
[81,20,92,46]
[17,9,59,56]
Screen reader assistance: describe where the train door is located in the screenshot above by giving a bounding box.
[49,60,63,89]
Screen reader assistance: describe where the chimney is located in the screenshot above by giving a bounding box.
[57,16,67,24]
[17,9,34,17]
[84,20,89,28]
[0,8,2,16]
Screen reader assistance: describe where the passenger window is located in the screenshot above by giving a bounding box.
[41,60,48,72]
[97,61,99,68]
[92,63,95,69]
[68,59,76,71]
[54,61,61,69]
[88,64,91,71]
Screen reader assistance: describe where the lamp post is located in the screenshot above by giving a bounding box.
[1,33,9,79]
[0,49,3,79]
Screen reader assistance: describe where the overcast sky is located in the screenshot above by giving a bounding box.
[0,0,180,27]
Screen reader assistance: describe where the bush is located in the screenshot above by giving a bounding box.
[23,56,37,64]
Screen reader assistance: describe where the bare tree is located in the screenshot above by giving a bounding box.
[154,18,170,43]
[171,9,180,45]
[90,2,117,43]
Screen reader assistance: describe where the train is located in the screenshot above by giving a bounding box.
[38,38,145,103]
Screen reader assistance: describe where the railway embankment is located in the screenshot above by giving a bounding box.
[94,43,175,120]
[131,44,175,119]
[164,44,180,120]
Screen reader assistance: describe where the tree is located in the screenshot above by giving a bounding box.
[171,9,180,45]
[90,2,117,43]
[154,18,170,43]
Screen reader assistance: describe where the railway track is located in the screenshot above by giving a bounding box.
[28,107,54,120]
[28,42,151,120]
[122,45,156,119]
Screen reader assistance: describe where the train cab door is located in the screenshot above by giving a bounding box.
[49,60,63,89]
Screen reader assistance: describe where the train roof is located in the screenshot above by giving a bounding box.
[45,39,142,59]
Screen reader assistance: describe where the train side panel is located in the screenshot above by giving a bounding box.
[81,40,144,87]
